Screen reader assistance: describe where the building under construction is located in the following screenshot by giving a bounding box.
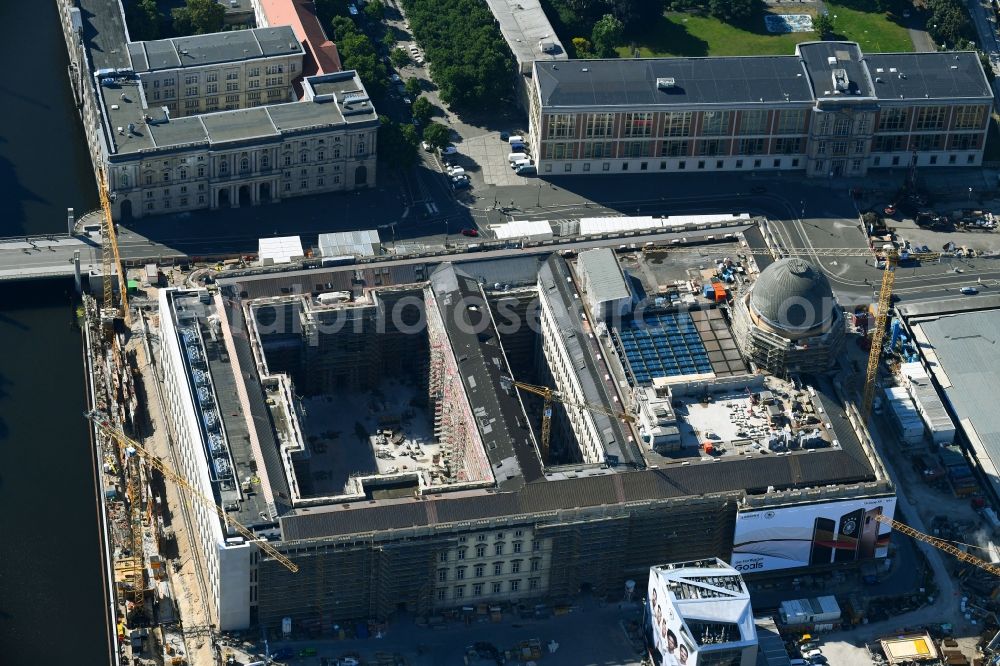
[150,236,893,633]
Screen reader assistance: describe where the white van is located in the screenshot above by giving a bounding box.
[507,135,524,145]
[508,152,528,163]
[511,158,531,170]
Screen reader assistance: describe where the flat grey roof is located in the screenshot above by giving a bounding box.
[318,230,381,257]
[913,309,1000,485]
[798,41,874,99]
[866,51,993,101]
[539,256,642,467]
[535,42,992,110]
[482,0,566,70]
[148,115,209,149]
[577,247,630,305]
[202,108,280,144]
[431,264,541,489]
[128,26,302,72]
[535,57,815,109]
[78,0,131,71]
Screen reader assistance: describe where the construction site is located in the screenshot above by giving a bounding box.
[78,196,1000,665]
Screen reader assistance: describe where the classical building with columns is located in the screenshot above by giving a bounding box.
[58,0,376,220]
[529,41,992,178]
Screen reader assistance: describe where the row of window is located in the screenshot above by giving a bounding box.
[437,578,540,601]
[554,110,810,140]
[543,157,802,173]
[547,105,985,141]
[871,133,980,151]
[549,137,806,160]
[137,148,360,185]
[440,539,539,562]
[438,558,541,581]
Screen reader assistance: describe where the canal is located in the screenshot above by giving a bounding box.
[0,1,109,664]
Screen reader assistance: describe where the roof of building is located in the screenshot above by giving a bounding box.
[577,247,631,305]
[78,0,130,71]
[866,51,992,101]
[258,0,342,75]
[534,57,816,109]
[259,236,304,264]
[797,41,874,99]
[911,309,1000,486]
[535,43,991,110]
[430,264,542,489]
[749,258,836,333]
[755,617,792,666]
[127,27,302,72]
[540,256,642,467]
[318,230,381,257]
[482,0,566,71]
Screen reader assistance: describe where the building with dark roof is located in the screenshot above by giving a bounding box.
[57,0,376,220]
[528,42,992,178]
[731,258,845,376]
[154,237,892,632]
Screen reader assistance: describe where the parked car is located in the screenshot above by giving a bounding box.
[447,167,466,177]
[509,142,526,153]
[421,141,432,152]
[390,73,401,83]
[508,135,524,145]
[510,158,531,170]
[500,131,510,141]
[402,96,412,105]
[441,146,458,155]
[960,286,979,295]
[515,164,537,176]
[461,228,479,237]
[803,649,823,660]
[451,178,471,191]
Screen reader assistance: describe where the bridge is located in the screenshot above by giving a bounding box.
[0,234,104,282]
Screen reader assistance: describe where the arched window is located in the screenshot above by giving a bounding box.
[358,142,365,155]
[179,169,187,180]
[333,148,340,159]
[240,157,249,172]
[300,152,307,163]
[317,151,324,161]
[220,160,228,174]
[261,154,270,169]
[121,173,129,188]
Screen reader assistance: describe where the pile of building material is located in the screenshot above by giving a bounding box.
[884,387,924,446]
[899,362,956,445]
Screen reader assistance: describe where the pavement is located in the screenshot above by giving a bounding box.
[242,598,645,666]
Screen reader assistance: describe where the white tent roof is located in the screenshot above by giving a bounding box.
[493,219,553,240]
[258,236,304,265]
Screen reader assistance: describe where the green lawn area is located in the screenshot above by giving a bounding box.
[616,4,913,58]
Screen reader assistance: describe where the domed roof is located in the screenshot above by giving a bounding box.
[749,258,836,334]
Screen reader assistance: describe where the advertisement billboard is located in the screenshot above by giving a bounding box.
[731,496,896,573]
[648,572,698,666]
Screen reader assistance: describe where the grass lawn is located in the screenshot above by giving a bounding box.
[616,3,913,59]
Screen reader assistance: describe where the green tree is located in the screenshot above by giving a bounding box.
[591,14,624,57]
[404,77,422,98]
[422,121,451,150]
[171,0,226,35]
[126,0,161,40]
[377,116,418,166]
[330,15,358,40]
[812,13,834,39]
[412,96,434,124]
[708,0,760,24]
[390,47,411,68]
[571,37,593,57]
[364,0,385,22]
[980,52,996,81]
[315,0,350,24]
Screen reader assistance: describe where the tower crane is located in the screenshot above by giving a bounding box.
[507,379,635,461]
[874,513,1000,577]
[98,167,131,327]
[86,411,300,574]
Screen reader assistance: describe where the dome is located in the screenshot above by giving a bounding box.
[749,258,837,335]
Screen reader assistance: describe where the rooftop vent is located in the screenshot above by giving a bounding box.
[582,67,589,72]
[656,77,677,90]
[831,68,849,92]
[827,56,837,66]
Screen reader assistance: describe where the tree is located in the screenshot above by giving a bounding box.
[708,0,760,24]
[315,0,350,25]
[377,116,418,166]
[812,13,834,39]
[126,0,161,40]
[591,14,624,57]
[390,47,410,68]
[330,15,358,40]
[171,0,226,35]
[364,0,385,22]
[422,122,451,150]
[412,96,434,124]
[404,77,422,98]
[571,37,593,57]
[980,52,996,81]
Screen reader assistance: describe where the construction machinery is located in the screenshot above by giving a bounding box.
[508,379,635,460]
[875,513,1000,577]
[98,167,131,327]
[87,411,300,574]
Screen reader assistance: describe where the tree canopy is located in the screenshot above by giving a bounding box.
[411,96,434,124]
[925,0,975,48]
[422,122,451,149]
[330,15,388,104]
[125,0,161,40]
[171,0,226,36]
[398,0,515,111]
[377,116,419,167]
[591,14,624,57]
[812,13,834,39]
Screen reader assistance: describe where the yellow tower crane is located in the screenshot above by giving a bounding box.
[509,380,635,461]
[874,513,1000,577]
[87,411,300,574]
[98,168,131,326]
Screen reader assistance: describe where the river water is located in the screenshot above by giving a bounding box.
[0,1,110,664]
